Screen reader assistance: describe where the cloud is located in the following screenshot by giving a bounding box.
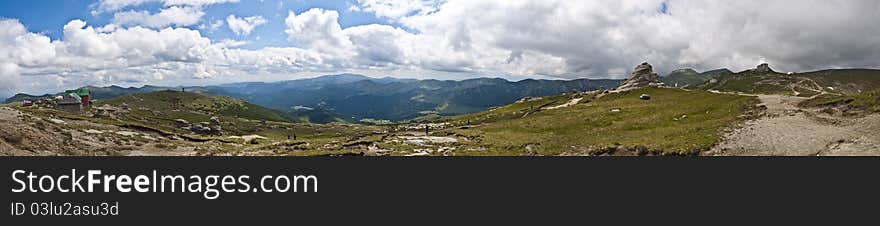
[93,0,239,13]
[112,6,205,28]
[216,39,246,48]
[6,0,880,97]
[352,0,880,77]
[208,19,224,31]
[284,9,354,56]
[0,18,336,96]
[355,0,444,20]
[0,62,21,97]
[226,15,267,35]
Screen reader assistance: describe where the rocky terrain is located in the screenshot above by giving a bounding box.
[0,106,195,156]
[708,94,880,156]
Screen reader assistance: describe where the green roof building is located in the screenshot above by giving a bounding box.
[64,88,91,106]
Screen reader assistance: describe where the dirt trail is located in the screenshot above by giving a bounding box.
[708,95,880,156]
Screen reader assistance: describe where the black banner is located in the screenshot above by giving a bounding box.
[1,157,878,224]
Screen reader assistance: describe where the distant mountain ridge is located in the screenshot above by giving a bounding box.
[690,64,880,95]
[5,74,621,122]
[196,74,621,122]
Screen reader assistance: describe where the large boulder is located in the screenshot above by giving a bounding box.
[209,116,222,135]
[210,116,221,125]
[755,63,774,73]
[616,62,664,91]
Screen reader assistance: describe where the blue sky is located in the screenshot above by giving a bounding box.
[1,0,878,97]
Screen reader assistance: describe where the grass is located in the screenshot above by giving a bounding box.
[797,89,880,113]
[699,72,796,94]
[800,69,880,94]
[451,94,577,125]
[99,90,293,122]
[9,88,758,156]
[450,87,758,155]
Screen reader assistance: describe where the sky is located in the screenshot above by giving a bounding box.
[1,0,880,97]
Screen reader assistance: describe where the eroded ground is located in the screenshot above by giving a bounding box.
[707,94,880,156]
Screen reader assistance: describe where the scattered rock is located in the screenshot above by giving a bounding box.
[229,135,267,144]
[366,145,393,156]
[405,152,430,156]
[400,136,457,145]
[516,96,543,103]
[115,131,139,136]
[93,105,120,119]
[47,118,65,124]
[84,129,104,134]
[174,119,190,128]
[639,94,651,100]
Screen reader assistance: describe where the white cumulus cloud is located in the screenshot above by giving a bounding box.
[355,0,444,20]
[226,15,267,36]
[112,6,205,28]
[4,0,880,97]
[93,0,239,13]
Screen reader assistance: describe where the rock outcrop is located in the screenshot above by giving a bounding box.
[174,119,190,129]
[208,116,222,135]
[755,63,774,73]
[176,117,222,135]
[616,62,664,91]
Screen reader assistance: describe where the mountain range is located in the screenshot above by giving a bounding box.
[9,66,878,123]
[5,74,621,123]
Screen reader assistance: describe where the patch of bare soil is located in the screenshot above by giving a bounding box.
[707,95,880,156]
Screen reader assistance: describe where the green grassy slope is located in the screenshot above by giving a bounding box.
[693,70,795,94]
[694,69,880,95]
[662,69,704,87]
[99,90,294,122]
[799,69,880,94]
[450,88,759,155]
[452,94,577,125]
[798,89,880,114]
[94,91,311,138]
